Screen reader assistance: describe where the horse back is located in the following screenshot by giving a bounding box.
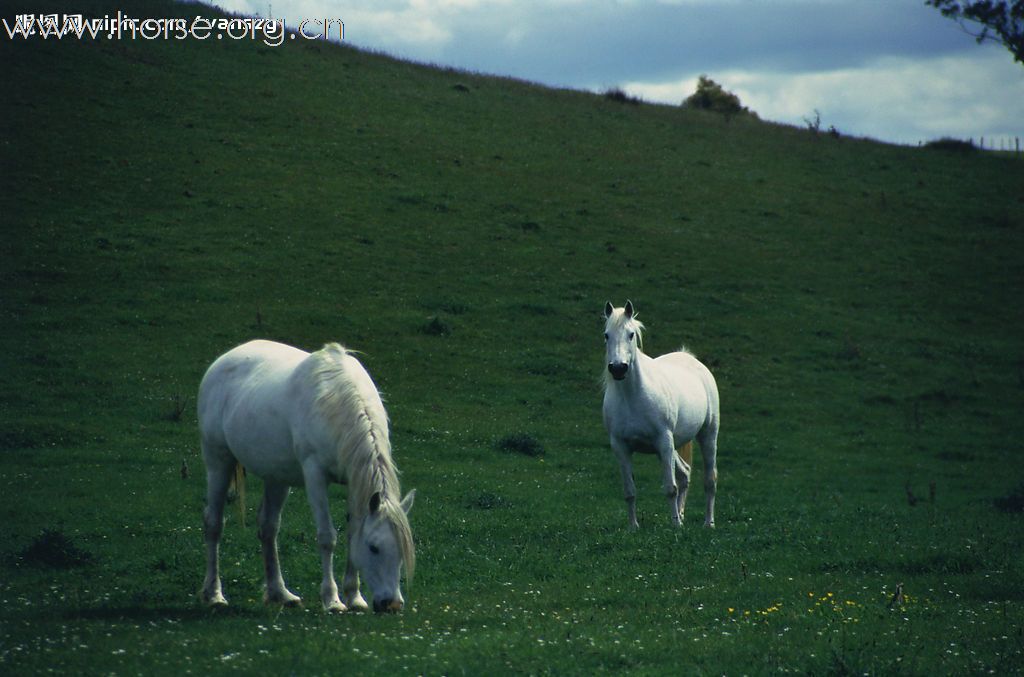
[198,341,310,473]
[656,350,716,385]
[199,341,308,419]
[654,350,719,434]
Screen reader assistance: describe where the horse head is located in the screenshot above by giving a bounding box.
[349,489,416,612]
[604,300,643,381]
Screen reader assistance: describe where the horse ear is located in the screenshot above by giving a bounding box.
[369,491,381,515]
[624,300,634,318]
[400,489,416,515]
[604,301,614,318]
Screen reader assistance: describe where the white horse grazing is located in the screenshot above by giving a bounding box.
[197,340,415,613]
[602,301,719,529]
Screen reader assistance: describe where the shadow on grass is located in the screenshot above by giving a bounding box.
[56,603,267,623]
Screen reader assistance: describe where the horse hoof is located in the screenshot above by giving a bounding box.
[324,600,347,613]
[345,598,369,612]
[200,590,229,607]
[265,591,302,607]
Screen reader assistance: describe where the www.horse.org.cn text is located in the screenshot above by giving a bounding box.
[2,12,345,47]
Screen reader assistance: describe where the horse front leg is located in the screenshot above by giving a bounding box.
[341,542,369,611]
[610,438,639,530]
[259,482,301,607]
[303,465,346,612]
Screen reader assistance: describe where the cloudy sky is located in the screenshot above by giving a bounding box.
[210,0,1023,146]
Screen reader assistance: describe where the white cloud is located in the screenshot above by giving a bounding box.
[339,7,451,49]
[624,48,1024,145]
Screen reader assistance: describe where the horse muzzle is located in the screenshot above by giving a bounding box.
[608,362,629,380]
[373,598,404,613]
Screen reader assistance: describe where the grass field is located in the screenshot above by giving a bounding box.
[2,0,1024,673]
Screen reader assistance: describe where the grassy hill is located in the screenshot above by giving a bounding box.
[2,0,1023,673]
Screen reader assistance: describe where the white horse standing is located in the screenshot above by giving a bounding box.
[602,301,720,529]
[197,340,415,613]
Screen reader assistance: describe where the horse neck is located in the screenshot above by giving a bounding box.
[630,349,657,388]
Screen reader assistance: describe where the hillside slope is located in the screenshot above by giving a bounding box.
[2,0,1023,673]
[4,0,1021,443]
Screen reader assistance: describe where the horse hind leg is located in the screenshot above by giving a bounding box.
[697,428,718,528]
[675,441,693,522]
[259,481,301,607]
[200,445,235,607]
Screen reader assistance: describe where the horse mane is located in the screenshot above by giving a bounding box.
[309,343,416,580]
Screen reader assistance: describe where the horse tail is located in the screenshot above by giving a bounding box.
[679,440,693,469]
[230,462,247,528]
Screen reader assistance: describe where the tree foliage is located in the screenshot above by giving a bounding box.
[927,0,1024,64]
[682,76,757,118]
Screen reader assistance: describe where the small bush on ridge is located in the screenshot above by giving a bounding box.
[683,75,757,119]
[924,137,977,153]
[604,87,642,105]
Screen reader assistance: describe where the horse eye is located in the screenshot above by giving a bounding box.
[369,544,380,555]
[628,332,635,341]
[604,333,609,341]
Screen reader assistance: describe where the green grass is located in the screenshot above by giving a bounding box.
[3,0,1024,673]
